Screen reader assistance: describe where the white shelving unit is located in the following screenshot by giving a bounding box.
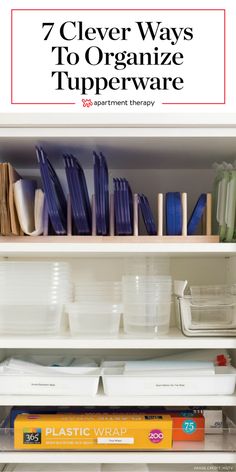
[1,391,236,407]
[0,241,235,257]
[1,116,236,468]
[2,450,236,465]
[1,329,236,349]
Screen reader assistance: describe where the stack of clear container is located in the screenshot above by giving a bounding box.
[122,275,172,336]
[0,262,71,335]
[67,281,122,336]
[176,282,236,336]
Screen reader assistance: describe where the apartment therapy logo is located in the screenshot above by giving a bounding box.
[42,19,194,96]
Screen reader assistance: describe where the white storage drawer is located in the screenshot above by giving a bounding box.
[0,358,100,396]
[102,365,236,396]
[0,372,100,396]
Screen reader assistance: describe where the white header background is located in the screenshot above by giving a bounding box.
[11,10,224,110]
[0,0,235,119]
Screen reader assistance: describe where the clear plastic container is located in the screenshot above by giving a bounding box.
[123,301,172,336]
[74,282,121,304]
[190,284,236,297]
[0,290,70,305]
[124,257,170,276]
[174,280,236,337]
[188,298,235,329]
[123,275,172,288]
[0,304,63,335]
[177,296,236,336]
[0,261,71,335]
[122,276,172,336]
[67,303,122,337]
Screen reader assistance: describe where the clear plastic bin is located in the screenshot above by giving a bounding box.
[176,296,236,336]
[123,301,172,336]
[67,303,122,337]
[174,280,236,337]
[0,304,64,335]
[190,284,236,297]
[124,257,170,277]
[122,276,172,337]
[0,261,71,335]
[74,282,121,304]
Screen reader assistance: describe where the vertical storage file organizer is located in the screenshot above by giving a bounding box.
[0,118,236,471]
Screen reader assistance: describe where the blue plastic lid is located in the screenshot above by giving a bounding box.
[187,193,207,235]
[166,192,182,235]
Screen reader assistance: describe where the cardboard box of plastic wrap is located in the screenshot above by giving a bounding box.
[170,412,205,441]
[151,409,205,441]
[14,413,173,450]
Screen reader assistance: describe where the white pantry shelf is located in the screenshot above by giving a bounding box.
[0,450,235,465]
[1,329,236,349]
[0,122,236,467]
[0,240,235,258]
[0,118,236,132]
[0,391,235,407]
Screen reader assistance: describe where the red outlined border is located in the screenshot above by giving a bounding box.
[11,9,226,106]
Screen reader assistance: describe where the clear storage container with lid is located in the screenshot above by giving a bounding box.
[68,281,122,336]
[0,261,71,335]
[122,275,172,336]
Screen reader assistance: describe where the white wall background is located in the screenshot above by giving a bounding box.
[0,0,235,124]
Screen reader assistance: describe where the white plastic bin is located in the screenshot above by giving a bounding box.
[102,364,236,396]
[0,358,100,396]
[0,371,100,396]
